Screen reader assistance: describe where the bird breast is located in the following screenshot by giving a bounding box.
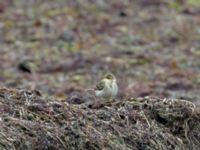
[95,79,118,99]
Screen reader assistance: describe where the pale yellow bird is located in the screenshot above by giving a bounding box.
[94,73,118,99]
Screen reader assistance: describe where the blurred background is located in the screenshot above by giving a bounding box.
[0,0,199,104]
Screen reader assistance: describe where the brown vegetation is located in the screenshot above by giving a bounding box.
[0,88,199,149]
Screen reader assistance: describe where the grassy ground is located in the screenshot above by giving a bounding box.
[0,0,199,103]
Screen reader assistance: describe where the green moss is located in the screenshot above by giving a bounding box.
[187,0,200,6]
[169,2,183,12]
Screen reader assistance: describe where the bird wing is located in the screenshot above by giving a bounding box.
[95,80,105,91]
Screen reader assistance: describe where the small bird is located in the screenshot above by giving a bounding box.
[95,73,118,100]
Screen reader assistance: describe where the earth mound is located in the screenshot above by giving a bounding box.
[0,88,199,150]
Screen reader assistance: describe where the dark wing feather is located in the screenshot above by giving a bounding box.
[95,80,105,91]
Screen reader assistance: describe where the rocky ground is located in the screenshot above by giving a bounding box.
[0,0,199,104]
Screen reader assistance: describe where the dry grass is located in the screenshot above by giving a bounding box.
[0,88,199,150]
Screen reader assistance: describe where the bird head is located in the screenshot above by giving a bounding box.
[103,73,116,82]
